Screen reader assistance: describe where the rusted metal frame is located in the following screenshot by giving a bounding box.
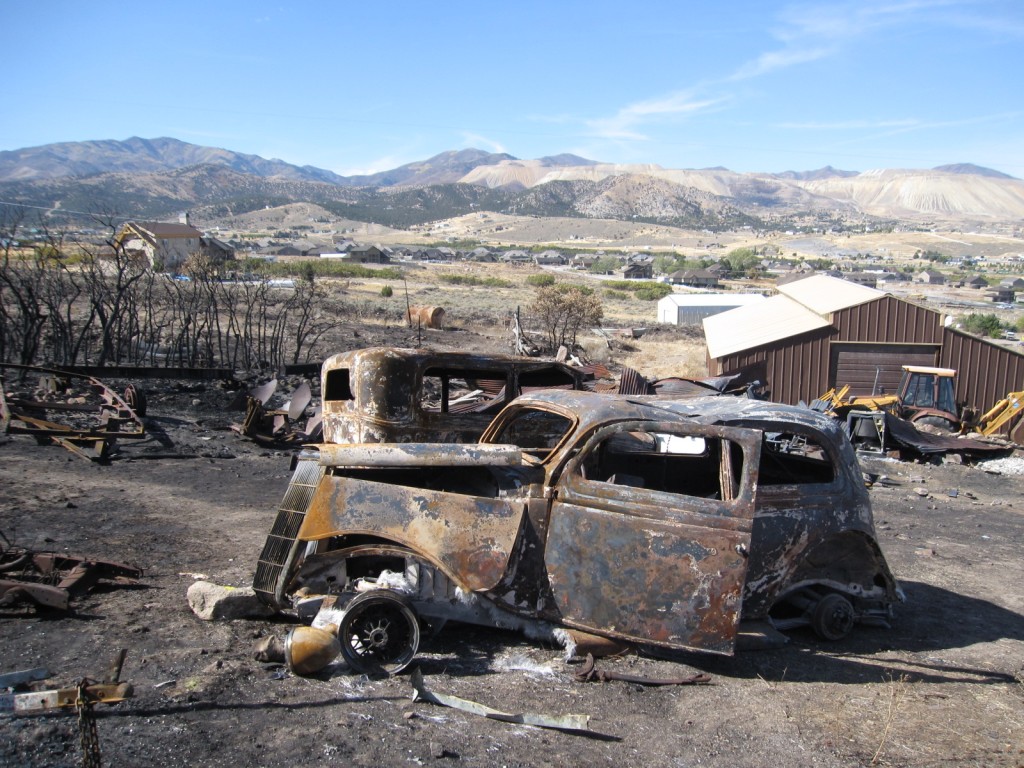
[0,363,145,460]
[0,550,143,611]
[542,421,760,654]
[2,681,133,715]
[1,650,131,716]
[299,473,524,593]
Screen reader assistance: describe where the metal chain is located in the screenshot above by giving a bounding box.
[76,689,102,768]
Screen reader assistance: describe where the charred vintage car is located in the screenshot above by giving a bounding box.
[320,347,584,444]
[254,391,900,673]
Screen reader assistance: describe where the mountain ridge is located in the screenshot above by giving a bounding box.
[1,137,1022,228]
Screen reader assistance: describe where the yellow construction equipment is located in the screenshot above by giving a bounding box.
[819,366,1024,444]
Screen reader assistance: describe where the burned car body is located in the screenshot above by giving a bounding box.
[254,391,899,669]
[320,347,584,444]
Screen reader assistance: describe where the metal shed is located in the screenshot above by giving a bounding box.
[657,293,766,326]
[704,274,1024,417]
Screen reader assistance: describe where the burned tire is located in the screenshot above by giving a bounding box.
[338,590,420,675]
[123,384,147,417]
[812,593,855,641]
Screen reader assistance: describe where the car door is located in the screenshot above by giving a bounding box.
[544,420,761,655]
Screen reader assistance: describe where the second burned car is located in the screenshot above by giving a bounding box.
[254,391,900,673]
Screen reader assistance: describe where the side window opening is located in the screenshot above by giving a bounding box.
[518,367,578,394]
[324,368,353,401]
[578,430,743,501]
[421,367,507,415]
[758,431,836,485]
[490,409,575,461]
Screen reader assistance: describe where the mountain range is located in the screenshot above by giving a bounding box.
[1,137,1022,229]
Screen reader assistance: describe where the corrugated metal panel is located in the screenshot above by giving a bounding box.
[941,327,1024,420]
[777,275,883,314]
[703,295,830,359]
[832,296,944,344]
[830,343,939,395]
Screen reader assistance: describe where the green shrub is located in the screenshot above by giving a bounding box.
[526,273,556,287]
[438,273,513,288]
[960,313,1005,338]
[380,285,393,298]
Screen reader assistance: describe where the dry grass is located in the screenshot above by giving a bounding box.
[617,337,709,379]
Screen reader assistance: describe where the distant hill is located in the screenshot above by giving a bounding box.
[340,148,517,187]
[773,166,859,181]
[933,163,1016,180]
[0,136,349,185]
[2,137,1023,228]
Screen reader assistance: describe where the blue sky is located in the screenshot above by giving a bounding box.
[2,1,1022,176]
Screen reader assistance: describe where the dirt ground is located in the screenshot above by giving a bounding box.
[1,362,1023,768]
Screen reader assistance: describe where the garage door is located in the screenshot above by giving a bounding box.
[829,343,940,397]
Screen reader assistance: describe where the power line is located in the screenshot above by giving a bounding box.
[0,200,111,218]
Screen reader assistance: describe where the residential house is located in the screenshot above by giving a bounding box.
[965,275,988,289]
[346,245,390,264]
[679,269,721,289]
[534,249,564,266]
[571,254,600,270]
[115,221,204,270]
[200,236,235,263]
[621,263,653,280]
[467,247,496,262]
[705,262,732,279]
[502,250,533,265]
[915,269,946,285]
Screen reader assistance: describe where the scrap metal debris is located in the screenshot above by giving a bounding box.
[231,378,323,447]
[0,363,146,461]
[572,654,712,686]
[0,534,143,611]
[410,668,593,734]
[1,650,132,768]
[880,413,1009,458]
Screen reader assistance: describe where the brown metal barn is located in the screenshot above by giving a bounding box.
[703,274,1024,420]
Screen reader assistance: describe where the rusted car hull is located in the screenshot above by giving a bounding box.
[254,391,900,659]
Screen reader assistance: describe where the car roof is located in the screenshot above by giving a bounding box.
[505,390,845,440]
[322,347,578,375]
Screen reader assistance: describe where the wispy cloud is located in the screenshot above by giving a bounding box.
[339,155,409,176]
[461,132,508,154]
[579,0,983,148]
[585,93,727,141]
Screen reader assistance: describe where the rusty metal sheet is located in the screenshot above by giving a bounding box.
[300,475,524,592]
[316,442,523,468]
[544,504,752,655]
[617,366,654,395]
[883,413,1007,456]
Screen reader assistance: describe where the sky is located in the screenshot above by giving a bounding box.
[2,0,1022,177]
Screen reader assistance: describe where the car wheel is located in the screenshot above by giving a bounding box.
[811,593,855,641]
[338,590,420,675]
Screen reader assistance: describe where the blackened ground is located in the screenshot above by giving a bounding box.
[0,385,1022,768]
